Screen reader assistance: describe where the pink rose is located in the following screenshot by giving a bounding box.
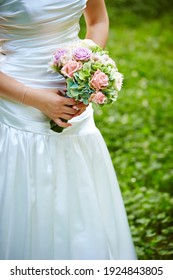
[61,60,83,77]
[89,91,107,104]
[90,69,109,90]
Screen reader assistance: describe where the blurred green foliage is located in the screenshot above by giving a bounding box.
[80,1,173,260]
[106,0,173,18]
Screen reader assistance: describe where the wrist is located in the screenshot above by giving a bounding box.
[21,87,28,103]
[22,87,39,108]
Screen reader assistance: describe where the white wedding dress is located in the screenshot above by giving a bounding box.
[0,0,137,260]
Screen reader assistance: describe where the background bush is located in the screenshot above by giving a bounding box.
[80,0,173,260]
[106,0,173,18]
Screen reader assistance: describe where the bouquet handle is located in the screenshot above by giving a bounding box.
[50,119,68,133]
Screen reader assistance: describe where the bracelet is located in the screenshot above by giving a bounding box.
[21,87,28,104]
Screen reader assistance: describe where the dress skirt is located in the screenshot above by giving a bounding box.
[0,101,137,260]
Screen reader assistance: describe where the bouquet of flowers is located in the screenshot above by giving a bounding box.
[48,39,123,132]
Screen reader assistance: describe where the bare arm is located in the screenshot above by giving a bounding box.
[84,0,109,48]
[0,71,81,127]
[0,71,26,103]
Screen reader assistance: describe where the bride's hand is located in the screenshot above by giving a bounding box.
[23,87,87,128]
[72,102,88,117]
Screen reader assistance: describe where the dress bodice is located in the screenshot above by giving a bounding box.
[0,0,92,125]
[0,0,87,88]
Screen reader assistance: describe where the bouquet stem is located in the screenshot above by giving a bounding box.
[50,119,67,133]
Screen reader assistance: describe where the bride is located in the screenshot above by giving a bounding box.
[0,0,137,260]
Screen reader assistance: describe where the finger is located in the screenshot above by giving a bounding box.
[72,104,88,111]
[74,108,86,117]
[72,105,80,111]
[53,118,72,128]
[76,101,89,106]
[62,96,77,106]
[61,113,75,120]
[73,102,88,115]
[63,106,78,115]
[58,89,67,96]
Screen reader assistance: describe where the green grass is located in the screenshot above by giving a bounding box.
[80,12,173,259]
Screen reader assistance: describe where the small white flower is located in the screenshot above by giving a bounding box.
[91,53,102,62]
[59,50,73,66]
[110,68,117,79]
[47,61,56,72]
[115,73,123,91]
[81,39,97,48]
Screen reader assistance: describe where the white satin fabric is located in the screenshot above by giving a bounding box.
[0,0,137,259]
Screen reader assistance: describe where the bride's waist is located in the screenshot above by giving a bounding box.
[0,54,66,88]
[0,100,95,135]
[0,99,50,122]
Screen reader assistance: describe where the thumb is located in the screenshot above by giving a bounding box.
[53,118,72,128]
